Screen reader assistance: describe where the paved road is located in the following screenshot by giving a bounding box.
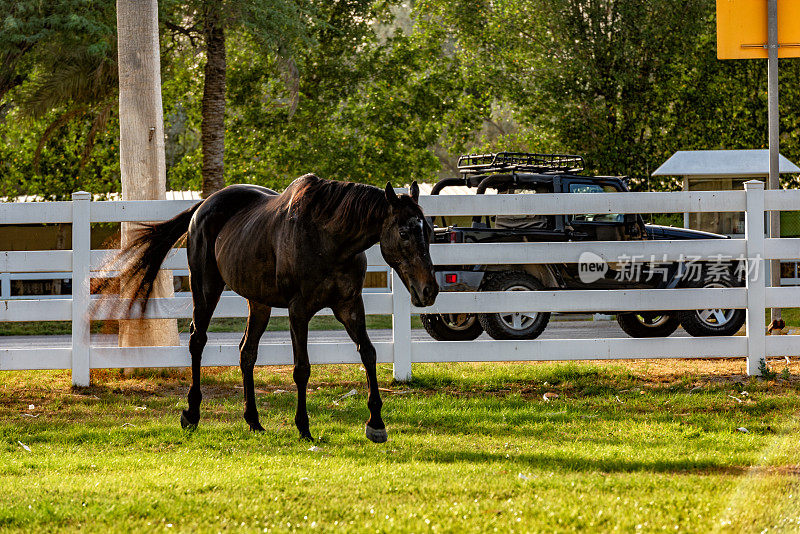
[0,318,688,349]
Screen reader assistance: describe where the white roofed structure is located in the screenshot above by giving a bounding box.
[652,149,800,178]
[652,149,800,237]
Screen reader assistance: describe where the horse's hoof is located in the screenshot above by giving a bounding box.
[180,410,198,430]
[365,424,388,443]
[299,432,314,442]
[249,422,265,432]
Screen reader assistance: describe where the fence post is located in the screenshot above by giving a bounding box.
[71,191,91,387]
[391,269,412,382]
[0,272,9,299]
[744,180,766,376]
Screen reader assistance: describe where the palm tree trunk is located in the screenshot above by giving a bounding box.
[201,1,226,197]
[116,0,179,361]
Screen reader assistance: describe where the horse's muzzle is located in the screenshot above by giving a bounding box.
[422,283,438,306]
[410,282,438,307]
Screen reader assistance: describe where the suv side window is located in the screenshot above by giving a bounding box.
[568,183,623,223]
[495,185,555,230]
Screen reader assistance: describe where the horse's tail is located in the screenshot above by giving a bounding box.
[97,201,203,316]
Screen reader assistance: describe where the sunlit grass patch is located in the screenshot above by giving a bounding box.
[0,361,798,532]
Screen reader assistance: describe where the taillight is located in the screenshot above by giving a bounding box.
[449,231,458,243]
[445,273,457,284]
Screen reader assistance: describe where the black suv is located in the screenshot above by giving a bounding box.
[423,152,745,341]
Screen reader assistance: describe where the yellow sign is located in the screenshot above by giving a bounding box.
[717,0,800,59]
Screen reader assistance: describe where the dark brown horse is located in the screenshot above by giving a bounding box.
[110,174,438,442]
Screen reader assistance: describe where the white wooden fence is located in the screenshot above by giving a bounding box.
[2,180,799,386]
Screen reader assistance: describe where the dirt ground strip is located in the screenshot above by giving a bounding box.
[1,358,798,408]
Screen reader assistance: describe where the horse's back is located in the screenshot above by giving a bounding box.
[188,176,366,309]
[188,184,291,304]
[187,184,276,234]
[201,183,278,211]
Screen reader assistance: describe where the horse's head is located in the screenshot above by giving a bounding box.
[380,181,439,307]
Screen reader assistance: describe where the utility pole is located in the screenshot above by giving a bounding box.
[717,0,799,334]
[116,0,179,357]
[766,0,784,333]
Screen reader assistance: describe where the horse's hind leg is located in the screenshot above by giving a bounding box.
[180,261,225,429]
[240,301,271,431]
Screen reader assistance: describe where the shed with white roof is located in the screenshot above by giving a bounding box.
[652,149,800,235]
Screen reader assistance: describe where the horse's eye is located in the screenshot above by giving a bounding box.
[399,230,409,240]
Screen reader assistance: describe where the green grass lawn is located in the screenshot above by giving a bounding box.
[1,360,799,532]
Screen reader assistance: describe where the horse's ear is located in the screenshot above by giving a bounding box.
[409,180,420,203]
[385,182,399,205]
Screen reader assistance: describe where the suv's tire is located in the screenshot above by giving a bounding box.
[616,313,680,338]
[478,272,550,340]
[679,275,745,337]
[420,313,483,341]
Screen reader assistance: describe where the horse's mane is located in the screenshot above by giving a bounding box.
[285,174,388,232]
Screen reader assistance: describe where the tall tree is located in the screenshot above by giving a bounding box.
[0,0,118,172]
[199,0,226,195]
[531,0,710,185]
[214,0,485,189]
[163,0,311,196]
[116,0,179,349]
[0,1,113,102]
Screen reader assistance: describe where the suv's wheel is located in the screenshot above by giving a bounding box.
[420,313,484,341]
[478,272,550,340]
[616,312,680,338]
[679,275,745,336]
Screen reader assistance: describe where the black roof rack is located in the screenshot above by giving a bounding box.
[457,152,585,175]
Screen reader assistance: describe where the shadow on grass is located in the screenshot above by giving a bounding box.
[4,413,759,477]
[379,447,752,476]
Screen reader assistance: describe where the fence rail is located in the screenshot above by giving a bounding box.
[1,180,798,385]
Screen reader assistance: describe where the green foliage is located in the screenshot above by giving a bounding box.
[531,0,712,186]
[0,0,115,99]
[164,0,491,190]
[0,106,120,199]
[0,0,119,198]
[3,0,800,197]
[758,358,778,380]
[412,0,800,189]
[220,26,480,187]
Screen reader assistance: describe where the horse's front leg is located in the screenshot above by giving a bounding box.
[288,305,313,441]
[333,296,386,443]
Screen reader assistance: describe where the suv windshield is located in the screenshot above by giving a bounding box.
[569,183,623,223]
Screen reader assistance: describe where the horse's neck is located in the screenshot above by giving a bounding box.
[331,205,387,259]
